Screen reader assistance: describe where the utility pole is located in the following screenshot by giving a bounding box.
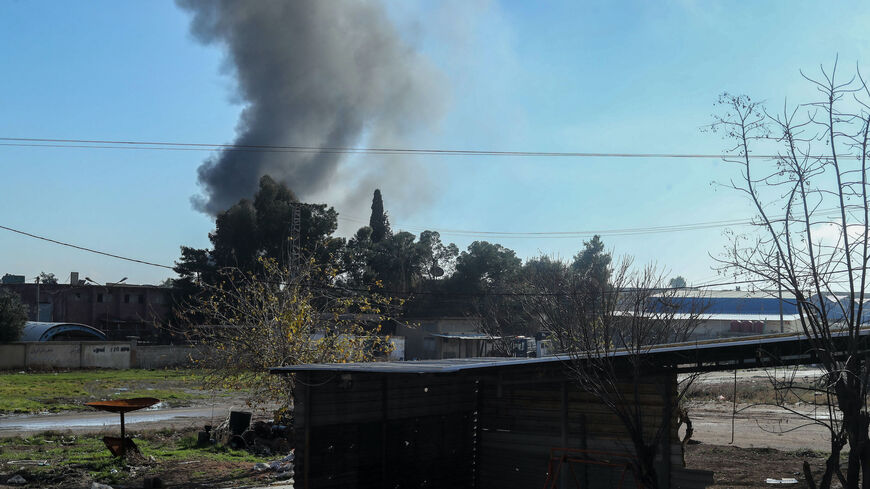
[35,276,40,321]
[778,254,784,333]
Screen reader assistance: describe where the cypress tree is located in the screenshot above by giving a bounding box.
[369,189,391,243]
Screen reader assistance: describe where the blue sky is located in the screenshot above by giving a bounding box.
[1,1,869,286]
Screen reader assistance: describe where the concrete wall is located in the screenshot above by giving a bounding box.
[81,343,132,369]
[0,341,196,370]
[388,337,405,361]
[26,343,81,369]
[0,344,25,370]
[136,345,196,369]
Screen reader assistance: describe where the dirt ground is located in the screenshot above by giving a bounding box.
[685,400,833,451]
[0,428,289,489]
[0,458,276,489]
[685,442,829,489]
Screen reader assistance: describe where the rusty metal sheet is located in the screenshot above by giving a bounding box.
[85,397,160,413]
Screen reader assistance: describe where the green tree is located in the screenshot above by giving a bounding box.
[570,235,612,314]
[0,289,28,343]
[571,235,611,285]
[211,198,259,269]
[341,226,376,286]
[175,175,341,283]
[37,272,58,285]
[669,276,687,288]
[451,241,522,293]
[369,189,390,243]
[417,230,459,280]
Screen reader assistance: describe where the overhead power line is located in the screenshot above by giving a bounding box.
[0,224,174,270]
[1,222,861,295]
[0,136,813,160]
[339,207,845,239]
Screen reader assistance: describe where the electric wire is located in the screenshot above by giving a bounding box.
[0,217,860,297]
[0,136,832,160]
[0,224,174,269]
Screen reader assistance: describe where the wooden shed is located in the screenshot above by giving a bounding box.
[273,359,715,487]
[273,332,865,488]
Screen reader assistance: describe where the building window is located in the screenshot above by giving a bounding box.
[138,294,145,304]
[124,294,130,304]
[97,293,103,303]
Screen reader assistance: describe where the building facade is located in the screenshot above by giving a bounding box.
[0,281,174,342]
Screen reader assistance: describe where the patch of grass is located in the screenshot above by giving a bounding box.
[0,430,268,487]
[0,369,226,414]
[143,435,262,463]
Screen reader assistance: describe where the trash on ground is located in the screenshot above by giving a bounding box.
[6,475,27,485]
[211,415,293,456]
[252,451,295,479]
[766,478,798,484]
[6,459,49,466]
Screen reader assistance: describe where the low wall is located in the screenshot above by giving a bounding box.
[82,343,132,369]
[0,344,25,370]
[24,343,82,369]
[0,342,196,370]
[136,345,197,369]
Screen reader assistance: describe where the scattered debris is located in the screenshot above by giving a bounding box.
[252,452,295,479]
[6,474,27,485]
[229,411,252,435]
[90,482,114,489]
[6,460,49,466]
[211,416,293,456]
[765,477,798,484]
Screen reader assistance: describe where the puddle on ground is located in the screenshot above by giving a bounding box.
[0,408,214,432]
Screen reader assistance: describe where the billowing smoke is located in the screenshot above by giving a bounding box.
[178,0,445,215]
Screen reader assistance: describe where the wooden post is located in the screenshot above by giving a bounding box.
[120,412,126,458]
[381,376,388,488]
[560,380,568,489]
[303,376,311,489]
[661,373,673,489]
[474,377,481,489]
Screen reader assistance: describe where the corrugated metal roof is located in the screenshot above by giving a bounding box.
[272,329,870,375]
[429,333,500,340]
[20,322,107,342]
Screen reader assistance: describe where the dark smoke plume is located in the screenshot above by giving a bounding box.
[178,0,445,215]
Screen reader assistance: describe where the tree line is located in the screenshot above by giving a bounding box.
[171,175,614,324]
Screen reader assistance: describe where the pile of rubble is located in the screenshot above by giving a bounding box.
[253,452,295,480]
[203,411,294,457]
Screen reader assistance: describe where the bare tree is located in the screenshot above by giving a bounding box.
[712,58,870,489]
[181,257,399,415]
[473,293,534,357]
[523,258,707,489]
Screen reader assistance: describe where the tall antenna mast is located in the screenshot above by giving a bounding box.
[289,203,302,279]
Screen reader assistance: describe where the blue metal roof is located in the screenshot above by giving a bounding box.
[669,295,800,316]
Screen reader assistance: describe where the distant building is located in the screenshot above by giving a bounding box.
[396,317,499,360]
[1,274,25,284]
[0,273,175,342]
[660,289,835,339]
